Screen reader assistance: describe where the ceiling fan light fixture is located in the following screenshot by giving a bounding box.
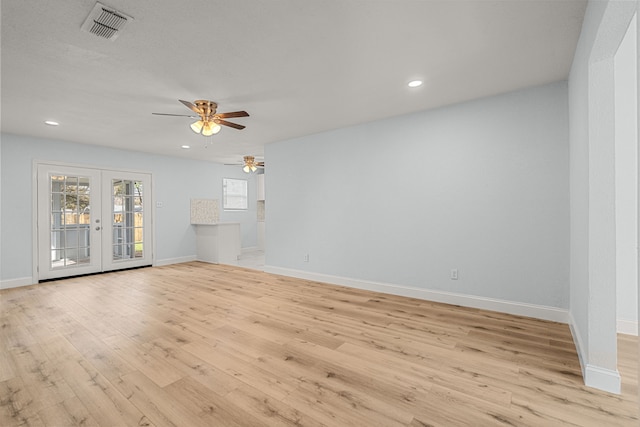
[201,122,214,136]
[243,155,259,173]
[211,123,222,134]
[190,120,204,133]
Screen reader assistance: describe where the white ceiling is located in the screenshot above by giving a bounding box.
[1,0,587,164]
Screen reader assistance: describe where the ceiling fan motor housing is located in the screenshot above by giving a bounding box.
[194,100,218,120]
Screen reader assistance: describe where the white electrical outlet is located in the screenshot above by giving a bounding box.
[156,201,164,208]
[304,254,309,262]
[450,269,458,280]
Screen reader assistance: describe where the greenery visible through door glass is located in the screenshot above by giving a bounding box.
[112,179,144,260]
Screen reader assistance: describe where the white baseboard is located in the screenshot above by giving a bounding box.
[617,319,638,336]
[569,311,622,394]
[154,255,197,267]
[585,365,621,394]
[263,265,569,323]
[568,312,587,379]
[0,276,35,290]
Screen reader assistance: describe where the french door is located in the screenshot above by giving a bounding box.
[37,163,152,281]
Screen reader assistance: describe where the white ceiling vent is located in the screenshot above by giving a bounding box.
[81,2,132,41]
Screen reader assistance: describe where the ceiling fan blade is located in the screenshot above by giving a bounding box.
[216,111,249,119]
[216,119,246,130]
[179,99,202,115]
[152,113,198,118]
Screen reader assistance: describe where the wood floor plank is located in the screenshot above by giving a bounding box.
[62,327,137,383]
[0,376,45,427]
[57,357,153,426]
[102,334,184,388]
[281,383,408,427]
[141,336,244,397]
[36,396,99,427]
[8,344,76,413]
[254,295,461,352]
[323,340,515,408]
[114,370,209,427]
[53,297,120,340]
[0,261,636,426]
[259,344,417,426]
[224,383,326,427]
[164,376,264,427]
[0,351,17,383]
[0,317,38,351]
[182,339,297,401]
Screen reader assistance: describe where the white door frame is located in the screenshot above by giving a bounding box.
[32,160,155,281]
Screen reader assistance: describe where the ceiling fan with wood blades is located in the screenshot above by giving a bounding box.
[224,155,264,173]
[242,155,264,173]
[153,99,249,136]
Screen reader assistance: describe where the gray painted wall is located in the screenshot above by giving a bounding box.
[614,13,638,327]
[568,0,638,393]
[568,0,609,369]
[0,133,258,283]
[266,81,569,308]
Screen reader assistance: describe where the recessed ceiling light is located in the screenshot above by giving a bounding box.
[181,145,190,149]
[44,120,59,126]
[408,80,423,88]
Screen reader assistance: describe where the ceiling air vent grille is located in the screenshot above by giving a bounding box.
[81,2,132,41]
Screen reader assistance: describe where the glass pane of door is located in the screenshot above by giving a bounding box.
[111,179,144,261]
[38,165,102,280]
[49,175,92,269]
[102,171,152,272]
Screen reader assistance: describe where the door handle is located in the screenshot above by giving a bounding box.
[95,226,101,231]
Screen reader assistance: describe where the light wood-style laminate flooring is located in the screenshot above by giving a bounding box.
[0,262,637,426]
